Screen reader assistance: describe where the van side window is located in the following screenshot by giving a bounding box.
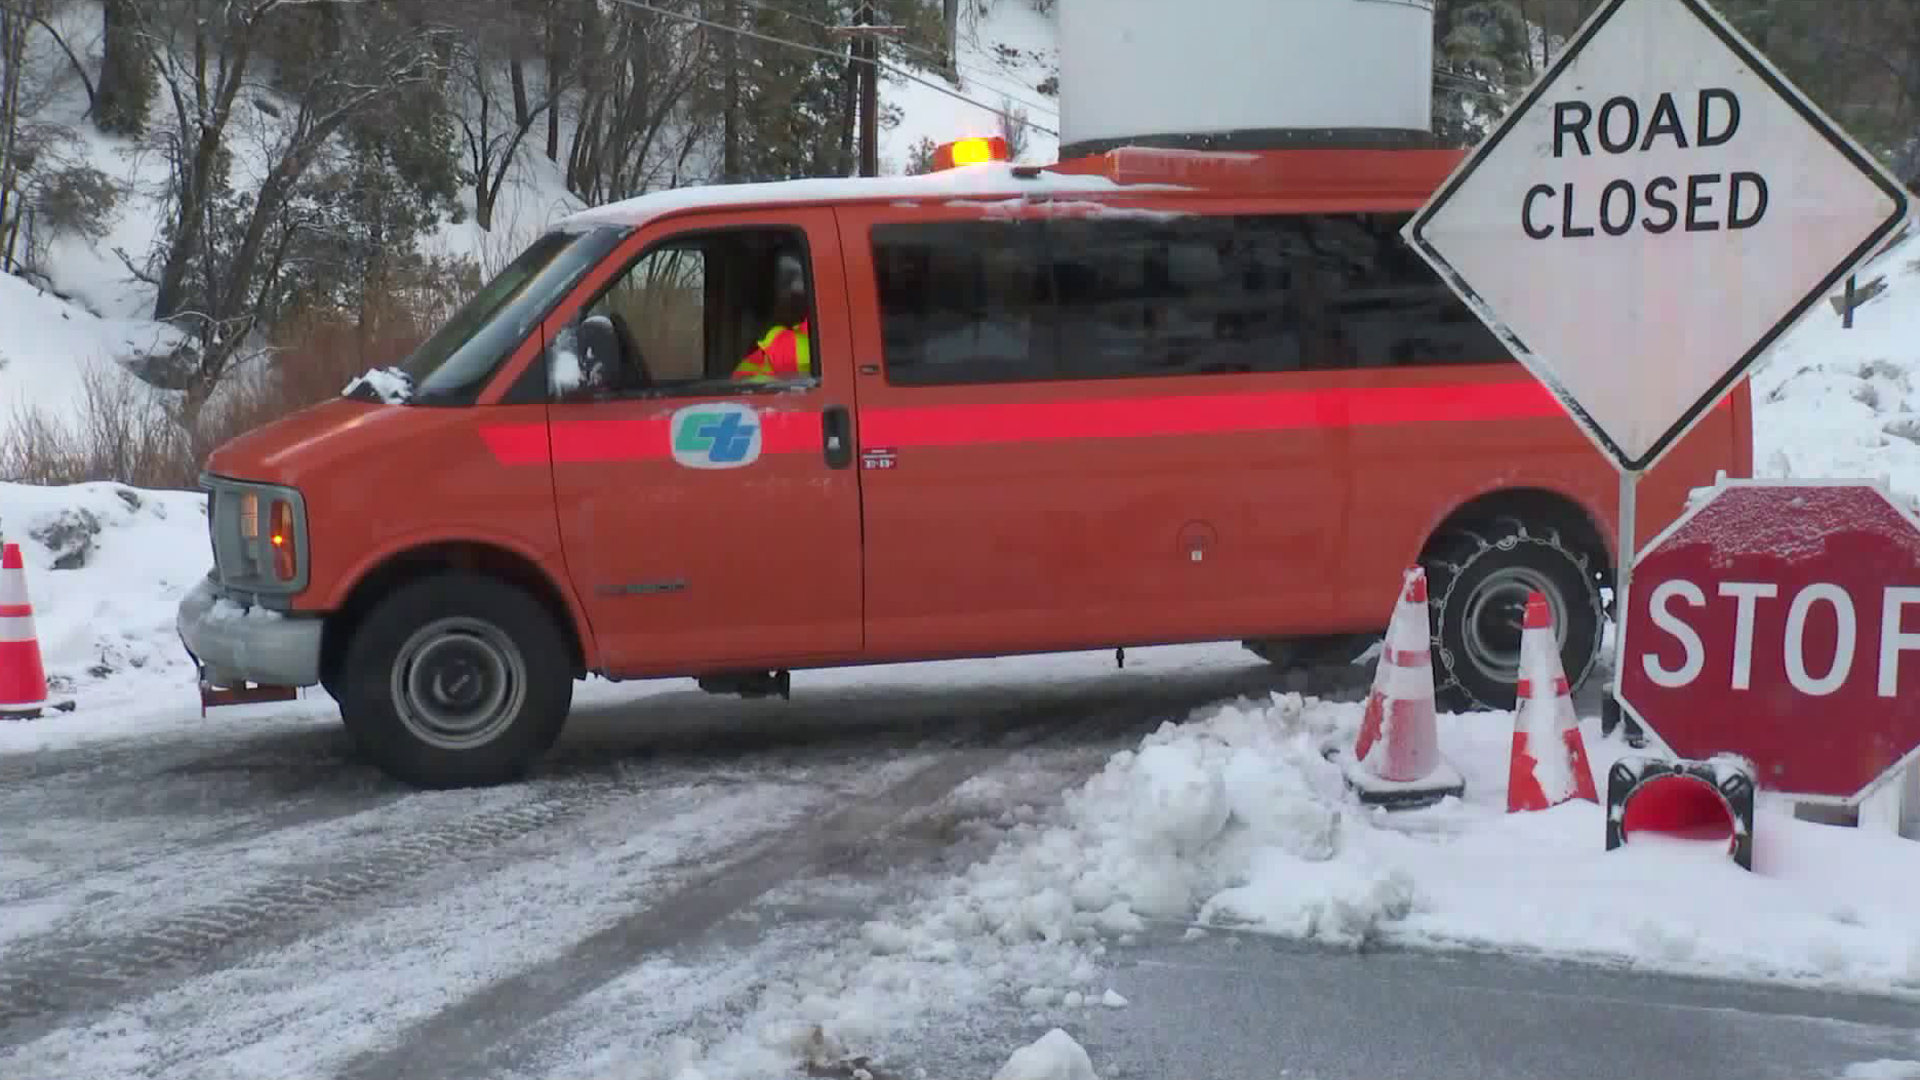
[548,225,819,401]
[1281,213,1518,370]
[869,212,1514,386]
[871,220,1056,385]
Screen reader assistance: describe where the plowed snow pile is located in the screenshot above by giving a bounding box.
[640,692,1920,1078]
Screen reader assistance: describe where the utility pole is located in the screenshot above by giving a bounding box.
[832,3,903,178]
[943,0,959,78]
[717,0,742,183]
[858,3,878,179]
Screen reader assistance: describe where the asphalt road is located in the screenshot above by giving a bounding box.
[890,930,1920,1080]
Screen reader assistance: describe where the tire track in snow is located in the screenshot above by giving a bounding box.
[0,698,1043,1045]
[0,735,409,911]
[332,672,1280,1080]
[0,779,840,1080]
[0,702,344,787]
[0,776,701,1041]
[480,697,1222,1080]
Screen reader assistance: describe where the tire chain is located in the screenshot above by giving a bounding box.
[1422,519,1602,714]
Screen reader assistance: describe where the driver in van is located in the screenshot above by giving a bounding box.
[731,251,812,382]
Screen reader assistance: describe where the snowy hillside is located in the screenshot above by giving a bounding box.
[1751,232,1920,506]
[876,0,1061,170]
[0,271,183,427]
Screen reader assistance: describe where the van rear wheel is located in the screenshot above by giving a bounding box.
[1421,519,1604,714]
[338,573,573,788]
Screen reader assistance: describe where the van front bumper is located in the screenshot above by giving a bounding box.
[176,577,324,687]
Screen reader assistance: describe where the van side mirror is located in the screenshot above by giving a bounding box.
[577,315,625,390]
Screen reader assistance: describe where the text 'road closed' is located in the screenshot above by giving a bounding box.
[1523,88,1770,239]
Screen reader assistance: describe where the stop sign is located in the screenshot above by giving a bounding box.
[1618,480,1920,803]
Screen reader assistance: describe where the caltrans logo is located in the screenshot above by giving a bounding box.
[670,403,762,469]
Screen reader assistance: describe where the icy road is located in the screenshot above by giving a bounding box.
[1,645,1916,1080]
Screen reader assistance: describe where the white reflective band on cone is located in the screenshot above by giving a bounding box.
[1385,600,1430,652]
[0,614,39,641]
[1380,659,1436,699]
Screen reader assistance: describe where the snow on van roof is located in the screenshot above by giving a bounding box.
[558,163,1183,230]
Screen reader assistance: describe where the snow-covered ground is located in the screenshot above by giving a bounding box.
[875,0,1061,171]
[1752,232,1920,507]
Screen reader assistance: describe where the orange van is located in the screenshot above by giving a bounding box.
[176,143,1752,788]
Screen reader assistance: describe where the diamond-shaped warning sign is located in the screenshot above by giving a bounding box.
[1404,0,1910,474]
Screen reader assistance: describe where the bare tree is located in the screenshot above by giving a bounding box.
[997,95,1029,162]
[447,5,569,230]
[563,0,709,203]
[96,0,152,134]
[130,0,445,412]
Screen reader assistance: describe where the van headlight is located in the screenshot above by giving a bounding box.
[202,474,310,603]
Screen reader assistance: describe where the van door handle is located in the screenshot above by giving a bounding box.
[822,405,853,470]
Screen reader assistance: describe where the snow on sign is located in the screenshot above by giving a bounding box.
[1617,480,1920,803]
[1403,0,1910,473]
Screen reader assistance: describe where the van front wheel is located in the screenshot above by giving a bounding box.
[338,573,573,788]
[1421,520,1604,715]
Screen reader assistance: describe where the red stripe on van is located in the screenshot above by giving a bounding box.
[479,381,1715,466]
[478,409,819,466]
[478,423,549,466]
[857,381,1563,448]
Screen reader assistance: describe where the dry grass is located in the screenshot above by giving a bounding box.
[1,363,196,489]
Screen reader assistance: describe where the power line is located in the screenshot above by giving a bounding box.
[734,0,1059,120]
[606,0,1059,136]
[735,0,1061,126]
[732,0,837,34]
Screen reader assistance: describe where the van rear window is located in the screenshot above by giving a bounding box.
[871,213,1516,387]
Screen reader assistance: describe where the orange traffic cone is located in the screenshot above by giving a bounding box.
[1,541,50,720]
[1328,566,1464,809]
[1507,590,1598,812]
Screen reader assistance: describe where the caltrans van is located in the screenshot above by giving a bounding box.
[177,141,1752,788]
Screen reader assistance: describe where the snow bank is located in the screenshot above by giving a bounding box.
[1754,228,1920,505]
[645,689,1920,1077]
[981,694,1920,991]
[0,272,183,436]
[0,480,211,747]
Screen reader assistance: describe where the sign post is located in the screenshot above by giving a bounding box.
[1401,0,1910,732]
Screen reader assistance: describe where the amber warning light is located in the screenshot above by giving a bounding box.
[933,136,1010,171]
[269,499,296,580]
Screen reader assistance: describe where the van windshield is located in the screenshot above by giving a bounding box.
[380,225,629,405]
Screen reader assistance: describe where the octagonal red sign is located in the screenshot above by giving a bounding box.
[1618,480,1920,803]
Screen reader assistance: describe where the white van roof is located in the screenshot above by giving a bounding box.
[558,163,1184,231]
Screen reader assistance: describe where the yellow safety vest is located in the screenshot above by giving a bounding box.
[732,321,812,382]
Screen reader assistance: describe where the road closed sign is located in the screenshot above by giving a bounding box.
[1404,0,1910,473]
[1618,481,1920,803]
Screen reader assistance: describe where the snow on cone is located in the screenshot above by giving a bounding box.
[0,541,50,719]
[1507,590,1598,813]
[1328,566,1464,810]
